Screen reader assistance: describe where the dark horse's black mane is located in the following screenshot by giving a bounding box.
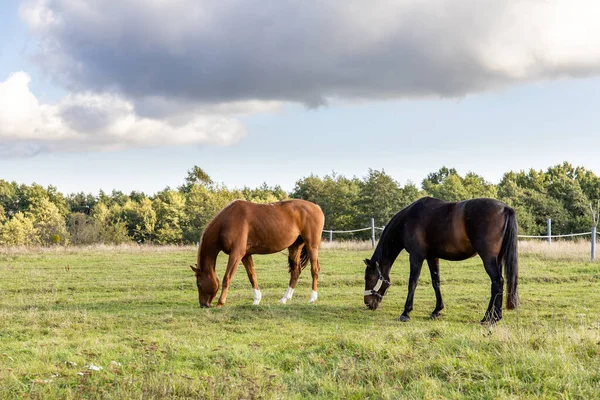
[364,196,518,324]
[371,201,414,267]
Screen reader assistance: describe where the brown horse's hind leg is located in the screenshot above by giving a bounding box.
[307,245,320,303]
[427,258,444,319]
[279,243,303,304]
[242,255,262,305]
[217,252,244,307]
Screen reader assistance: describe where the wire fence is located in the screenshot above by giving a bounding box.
[324,217,598,260]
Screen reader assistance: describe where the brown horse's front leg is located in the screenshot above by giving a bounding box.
[308,245,320,303]
[242,255,262,305]
[217,253,243,307]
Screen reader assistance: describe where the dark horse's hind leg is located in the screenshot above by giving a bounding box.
[481,256,504,324]
[399,253,424,322]
[427,258,444,319]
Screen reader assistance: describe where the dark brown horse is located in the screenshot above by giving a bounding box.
[364,197,518,323]
[190,199,324,308]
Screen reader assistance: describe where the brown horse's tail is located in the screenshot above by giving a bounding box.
[500,207,519,310]
[288,246,310,272]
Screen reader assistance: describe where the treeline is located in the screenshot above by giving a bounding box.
[0,162,598,246]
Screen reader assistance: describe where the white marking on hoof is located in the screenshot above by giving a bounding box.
[309,290,318,303]
[252,289,262,305]
[279,286,294,304]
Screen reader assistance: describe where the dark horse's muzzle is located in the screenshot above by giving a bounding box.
[364,295,381,310]
[364,271,390,310]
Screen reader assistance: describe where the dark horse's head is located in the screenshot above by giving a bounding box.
[363,259,391,310]
[190,264,219,308]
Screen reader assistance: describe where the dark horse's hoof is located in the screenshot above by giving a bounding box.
[430,312,442,320]
[481,310,502,325]
[398,315,410,322]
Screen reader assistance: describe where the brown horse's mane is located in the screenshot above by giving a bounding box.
[197,199,244,262]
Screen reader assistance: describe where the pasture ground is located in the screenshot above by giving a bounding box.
[0,243,599,399]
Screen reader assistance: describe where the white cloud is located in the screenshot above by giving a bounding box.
[18,0,600,107]
[0,72,248,156]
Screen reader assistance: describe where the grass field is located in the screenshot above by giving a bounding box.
[1,243,599,399]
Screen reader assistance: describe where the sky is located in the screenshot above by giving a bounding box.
[1,0,600,195]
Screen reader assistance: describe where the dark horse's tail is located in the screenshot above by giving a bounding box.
[288,246,310,271]
[500,207,519,309]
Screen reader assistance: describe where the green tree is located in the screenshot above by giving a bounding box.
[242,183,288,203]
[91,202,131,244]
[356,169,405,227]
[26,197,69,245]
[292,172,361,232]
[422,168,497,201]
[153,190,186,244]
[120,199,157,243]
[67,192,97,215]
[0,212,38,246]
[180,166,214,194]
[183,184,243,243]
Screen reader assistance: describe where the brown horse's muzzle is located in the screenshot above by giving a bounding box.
[200,302,212,308]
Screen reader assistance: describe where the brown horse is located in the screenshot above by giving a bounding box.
[364,197,518,324]
[190,199,325,307]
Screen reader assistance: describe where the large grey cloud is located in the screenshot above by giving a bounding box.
[20,0,600,109]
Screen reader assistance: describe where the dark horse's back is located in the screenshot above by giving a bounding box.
[402,197,508,259]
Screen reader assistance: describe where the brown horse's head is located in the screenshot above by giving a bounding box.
[190,264,219,307]
[363,259,390,310]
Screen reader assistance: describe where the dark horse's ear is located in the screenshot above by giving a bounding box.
[190,264,199,274]
[363,259,371,267]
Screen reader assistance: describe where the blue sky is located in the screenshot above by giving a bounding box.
[1,1,600,195]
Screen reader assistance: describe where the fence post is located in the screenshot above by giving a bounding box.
[547,218,552,243]
[329,230,333,242]
[592,226,597,261]
[370,218,375,249]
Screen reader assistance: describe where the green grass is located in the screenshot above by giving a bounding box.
[1,246,599,399]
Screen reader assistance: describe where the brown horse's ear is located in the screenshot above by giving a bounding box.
[190,264,199,274]
[363,259,371,267]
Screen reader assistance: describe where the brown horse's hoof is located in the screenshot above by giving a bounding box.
[398,315,410,322]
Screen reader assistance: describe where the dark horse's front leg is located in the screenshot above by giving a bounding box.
[399,253,424,322]
[427,258,444,319]
[481,256,504,324]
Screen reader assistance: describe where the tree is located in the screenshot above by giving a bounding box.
[153,190,186,244]
[67,192,97,215]
[120,199,157,243]
[292,172,361,232]
[180,166,214,193]
[0,212,38,246]
[26,197,69,245]
[242,183,288,203]
[90,202,131,244]
[356,169,404,227]
[183,184,243,243]
[67,212,100,245]
[422,168,497,202]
